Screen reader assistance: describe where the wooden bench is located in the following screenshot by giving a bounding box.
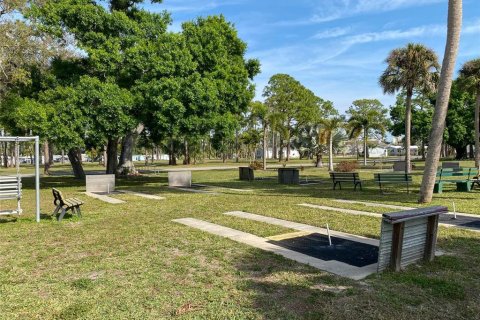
[329,172,362,191]
[52,188,84,221]
[374,173,413,193]
[434,167,478,193]
[378,206,447,272]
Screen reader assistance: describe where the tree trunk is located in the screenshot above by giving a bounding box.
[117,124,144,175]
[2,142,7,168]
[316,153,323,168]
[169,136,177,165]
[263,125,267,170]
[286,138,291,161]
[405,90,413,174]
[106,138,119,175]
[455,146,467,159]
[61,150,65,164]
[421,140,426,160]
[68,147,85,179]
[183,140,190,165]
[272,132,277,160]
[420,0,462,203]
[328,133,334,171]
[363,128,368,166]
[475,92,480,168]
[43,140,51,175]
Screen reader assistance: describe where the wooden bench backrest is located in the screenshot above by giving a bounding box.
[437,168,478,180]
[52,188,65,206]
[374,173,412,182]
[330,172,360,181]
[0,176,22,200]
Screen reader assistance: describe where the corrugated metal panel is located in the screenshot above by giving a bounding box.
[377,216,431,272]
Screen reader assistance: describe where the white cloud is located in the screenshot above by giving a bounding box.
[313,27,352,39]
[275,0,445,26]
[344,25,445,45]
[159,0,244,14]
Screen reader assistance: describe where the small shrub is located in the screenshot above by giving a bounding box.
[335,161,358,172]
[249,161,263,170]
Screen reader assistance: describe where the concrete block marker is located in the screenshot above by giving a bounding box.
[84,192,125,204]
[117,190,165,200]
[173,218,377,280]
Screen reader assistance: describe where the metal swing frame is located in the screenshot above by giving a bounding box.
[0,136,41,222]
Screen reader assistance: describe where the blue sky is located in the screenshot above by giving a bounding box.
[146,0,480,113]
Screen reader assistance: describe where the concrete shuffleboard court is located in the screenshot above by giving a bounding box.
[299,202,480,232]
[85,192,125,204]
[173,218,378,280]
[117,190,165,200]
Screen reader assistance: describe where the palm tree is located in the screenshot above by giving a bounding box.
[319,116,345,171]
[419,0,463,203]
[379,43,439,174]
[458,58,480,168]
[347,99,389,166]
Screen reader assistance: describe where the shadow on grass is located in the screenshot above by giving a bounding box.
[229,230,480,319]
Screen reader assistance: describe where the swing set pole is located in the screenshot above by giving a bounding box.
[35,136,40,223]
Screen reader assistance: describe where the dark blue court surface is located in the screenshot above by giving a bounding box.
[460,221,480,229]
[268,233,379,268]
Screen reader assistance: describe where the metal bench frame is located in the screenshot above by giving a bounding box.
[0,176,22,215]
[52,188,83,221]
[329,172,363,191]
[434,168,478,193]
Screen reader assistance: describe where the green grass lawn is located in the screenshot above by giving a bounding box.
[0,163,479,319]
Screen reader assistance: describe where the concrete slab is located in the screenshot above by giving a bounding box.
[117,190,165,200]
[300,202,480,232]
[84,192,125,204]
[193,184,253,192]
[224,211,378,246]
[298,203,381,218]
[173,218,377,280]
[169,187,218,194]
[334,199,413,210]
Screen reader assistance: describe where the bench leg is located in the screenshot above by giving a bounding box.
[76,206,82,218]
[58,208,66,222]
[456,182,471,192]
[433,182,442,194]
[52,205,61,217]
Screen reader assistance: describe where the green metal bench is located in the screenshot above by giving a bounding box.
[374,173,413,193]
[434,167,478,193]
[52,188,84,221]
[330,172,362,191]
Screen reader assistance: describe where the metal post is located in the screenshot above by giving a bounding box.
[35,136,40,222]
[326,223,332,246]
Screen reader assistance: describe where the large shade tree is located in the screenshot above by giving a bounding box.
[379,43,439,173]
[347,99,389,166]
[420,0,463,203]
[390,91,434,160]
[263,74,320,161]
[458,58,480,168]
